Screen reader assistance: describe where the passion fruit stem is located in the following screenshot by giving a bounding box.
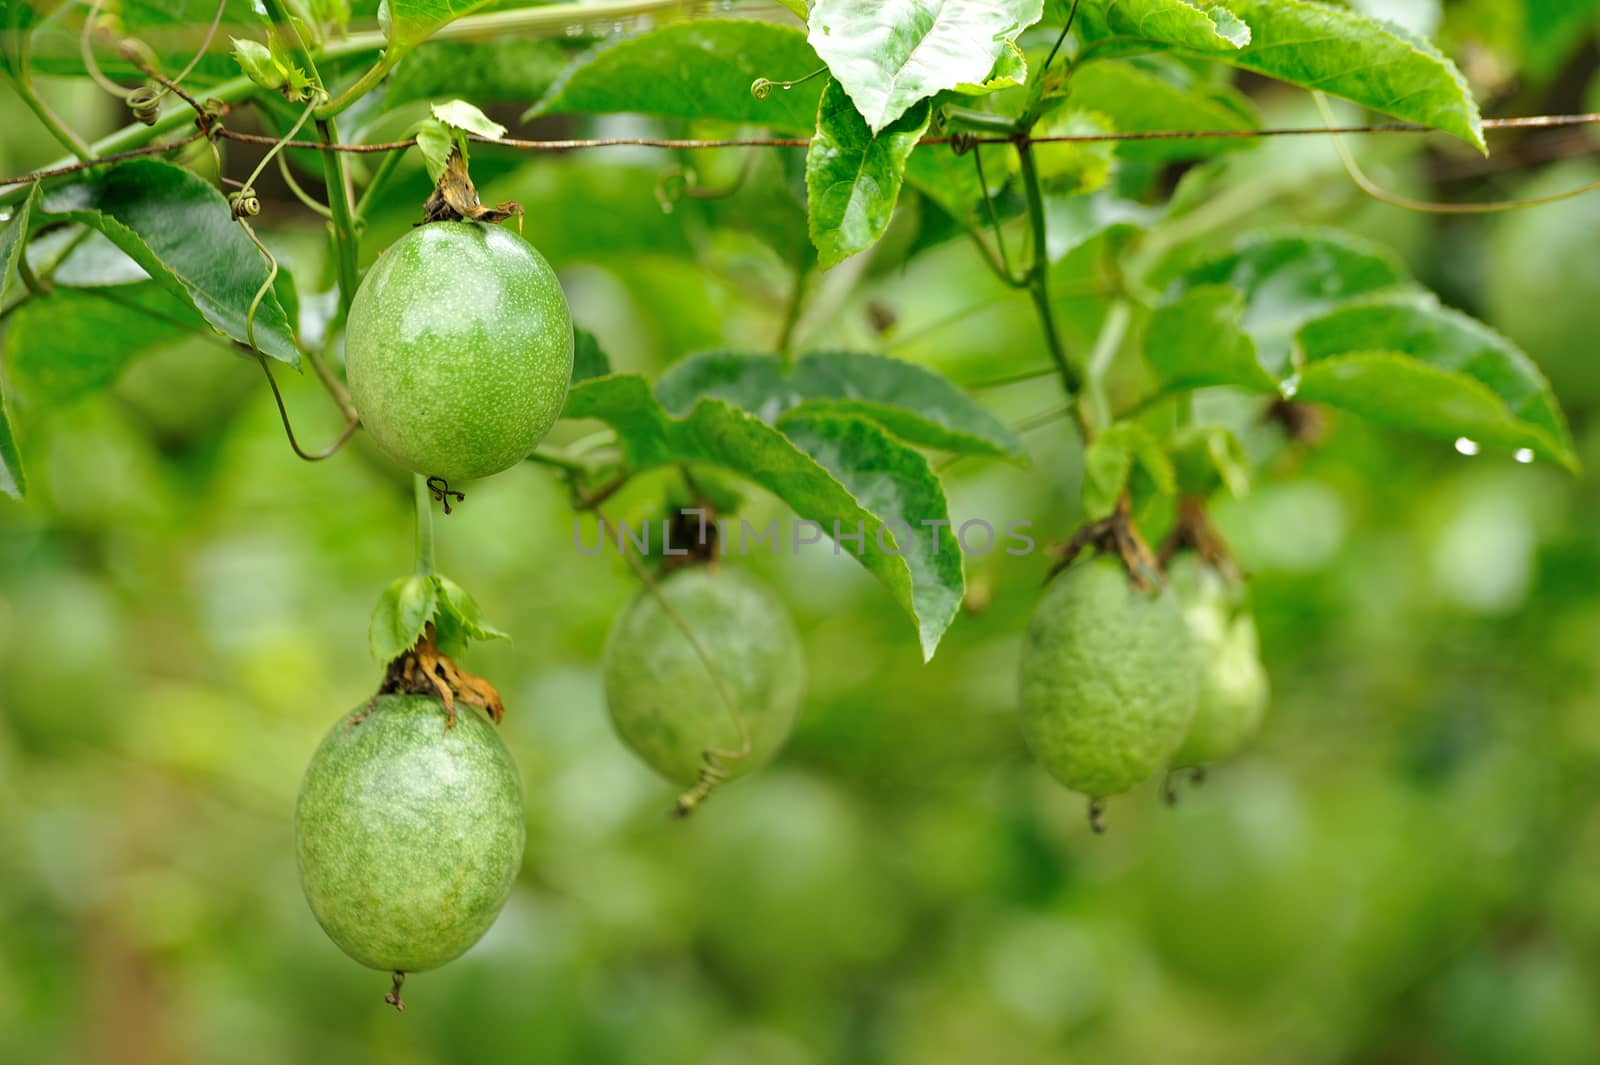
[413,474,437,576]
[1045,494,1162,590]
[385,970,406,1013]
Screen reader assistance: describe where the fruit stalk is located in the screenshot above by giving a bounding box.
[414,474,436,577]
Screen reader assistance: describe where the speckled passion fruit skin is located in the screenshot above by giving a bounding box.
[294,694,524,974]
[345,221,573,482]
[1018,557,1198,798]
[602,567,805,787]
[1168,556,1270,768]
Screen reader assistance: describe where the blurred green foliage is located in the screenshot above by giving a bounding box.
[4,1,1600,1062]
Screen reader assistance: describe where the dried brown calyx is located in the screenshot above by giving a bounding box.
[371,623,504,728]
[1046,494,1163,591]
[1158,495,1239,581]
[420,151,522,226]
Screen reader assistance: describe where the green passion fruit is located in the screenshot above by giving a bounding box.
[345,221,573,483]
[1167,555,1270,769]
[294,694,524,977]
[602,566,805,789]
[1018,557,1197,801]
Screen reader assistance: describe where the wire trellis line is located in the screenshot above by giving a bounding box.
[3,111,1599,191]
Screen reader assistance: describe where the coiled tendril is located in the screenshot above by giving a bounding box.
[673,751,733,818]
[229,189,261,219]
[749,65,827,101]
[125,82,162,125]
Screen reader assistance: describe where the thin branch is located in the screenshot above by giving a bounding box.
[0,131,208,187]
[3,108,1599,201]
[3,111,1592,190]
[133,64,213,121]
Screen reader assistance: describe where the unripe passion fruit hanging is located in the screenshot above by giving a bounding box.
[1018,557,1197,799]
[602,567,805,788]
[1167,555,1270,768]
[345,222,573,483]
[295,694,524,976]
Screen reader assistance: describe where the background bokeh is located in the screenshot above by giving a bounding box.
[4,2,1600,1062]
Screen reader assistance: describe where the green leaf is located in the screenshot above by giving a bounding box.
[382,0,493,52]
[778,410,964,658]
[1063,59,1258,161]
[954,39,1028,94]
[385,39,584,108]
[433,574,510,658]
[1171,425,1251,497]
[1081,422,1176,516]
[808,0,1045,132]
[431,98,505,140]
[28,1,270,82]
[655,350,1026,460]
[776,0,809,18]
[1169,228,1410,373]
[1293,294,1577,469]
[571,328,611,385]
[369,574,439,665]
[1082,436,1131,518]
[415,100,503,182]
[563,374,961,656]
[0,0,64,77]
[904,142,992,226]
[1043,192,1162,263]
[39,161,300,365]
[530,21,826,135]
[1295,354,1564,467]
[28,227,147,287]
[0,184,33,302]
[414,118,455,183]
[1083,0,1251,50]
[367,571,506,664]
[1144,285,1279,394]
[5,284,202,405]
[696,149,812,262]
[0,186,34,499]
[807,80,931,268]
[1200,0,1484,151]
[308,0,351,34]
